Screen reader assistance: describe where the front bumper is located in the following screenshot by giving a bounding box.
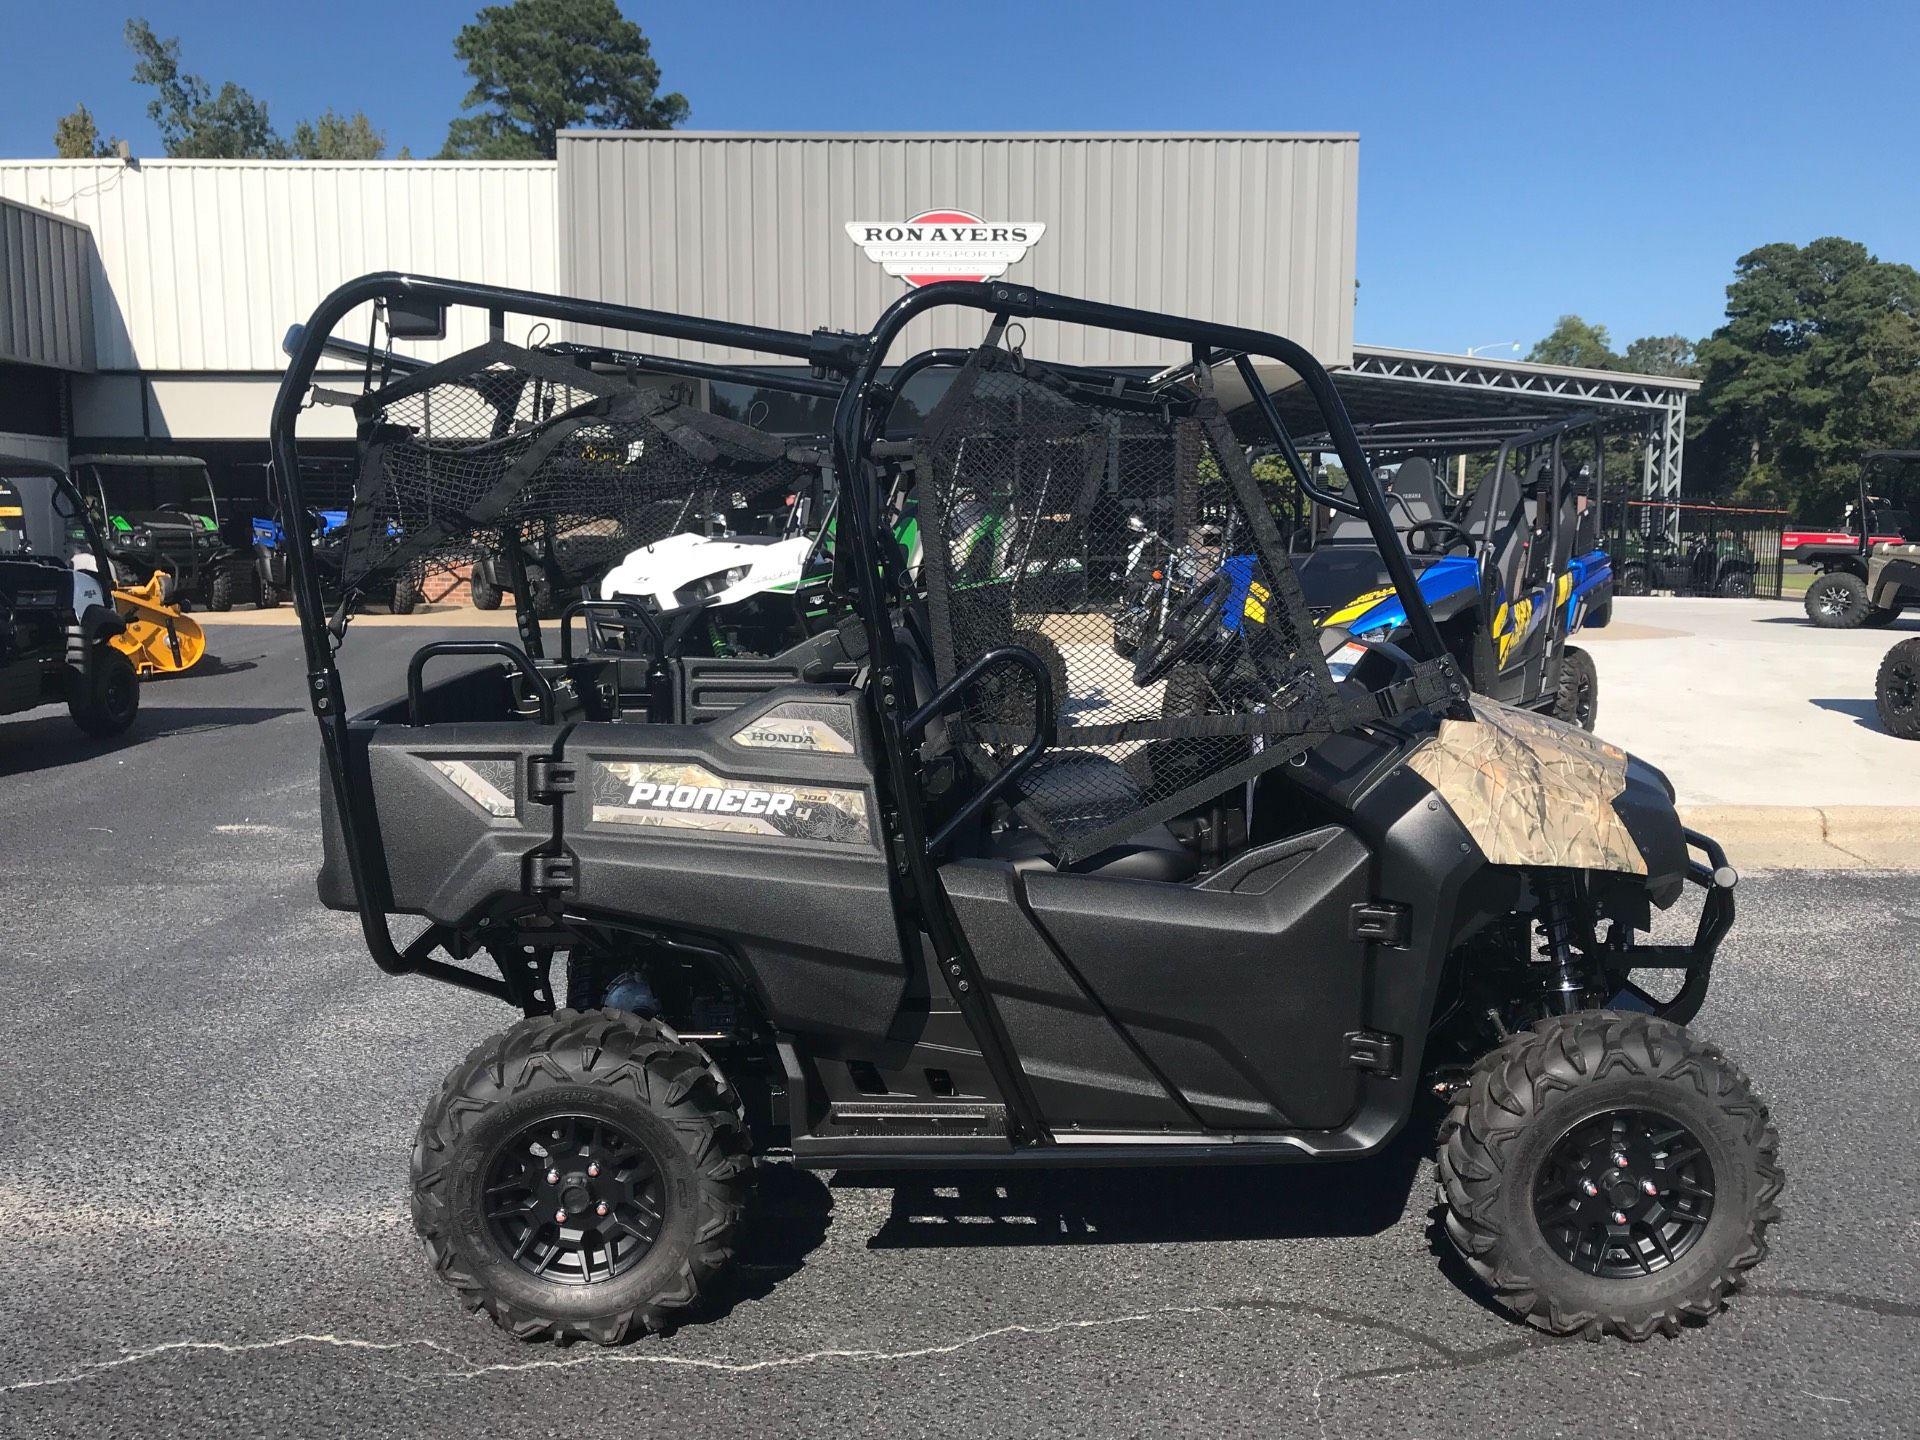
[1596,827,1738,1025]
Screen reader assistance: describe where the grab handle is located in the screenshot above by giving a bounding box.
[904,645,1056,857]
[407,640,554,725]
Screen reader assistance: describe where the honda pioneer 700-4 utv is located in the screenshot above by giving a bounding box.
[273,275,1779,1347]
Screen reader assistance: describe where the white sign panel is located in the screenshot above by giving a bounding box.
[844,209,1046,287]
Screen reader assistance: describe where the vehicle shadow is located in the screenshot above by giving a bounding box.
[144,654,260,682]
[1755,614,1920,630]
[1811,697,1885,731]
[700,1160,835,1321]
[845,1113,1434,1251]
[0,704,300,778]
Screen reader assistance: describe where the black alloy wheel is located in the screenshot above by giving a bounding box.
[1532,1108,1715,1279]
[483,1113,666,1286]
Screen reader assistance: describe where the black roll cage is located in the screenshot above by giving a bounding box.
[1858,450,1920,555]
[270,272,1459,1140]
[0,455,116,578]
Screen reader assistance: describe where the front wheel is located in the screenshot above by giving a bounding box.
[1615,562,1650,598]
[1804,571,1869,628]
[471,565,503,611]
[1715,569,1754,598]
[206,568,234,612]
[1437,1012,1782,1341]
[412,1010,751,1345]
[1877,637,1920,740]
[69,647,140,737]
[1551,645,1599,731]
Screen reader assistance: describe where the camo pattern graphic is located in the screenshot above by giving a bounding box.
[430,758,517,817]
[1407,697,1647,874]
[730,701,857,755]
[589,759,872,845]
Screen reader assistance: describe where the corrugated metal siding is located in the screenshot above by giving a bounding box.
[0,196,96,371]
[558,133,1358,369]
[0,160,557,372]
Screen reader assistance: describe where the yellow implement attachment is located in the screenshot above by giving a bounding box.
[111,572,206,676]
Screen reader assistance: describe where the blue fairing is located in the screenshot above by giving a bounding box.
[1334,556,1481,637]
[1565,549,1612,629]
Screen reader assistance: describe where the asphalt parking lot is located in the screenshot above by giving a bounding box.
[1,618,1917,1439]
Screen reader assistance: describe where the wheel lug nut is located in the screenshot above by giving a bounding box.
[1581,1179,1599,1197]
[546,1168,560,1184]
[1641,1178,1659,1196]
[1612,1153,1630,1169]
[587,1162,600,1178]
[595,1201,609,1217]
[554,1208,568,1224]
[1611,1210,1629,1225]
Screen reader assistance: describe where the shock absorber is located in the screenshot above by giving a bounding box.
[1535,878,1589,1015]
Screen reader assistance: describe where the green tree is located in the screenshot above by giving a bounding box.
[1690,238,1920,514]
[123,21,386,162]
[127,18,285,158]
[288,109,388,160]
[1621,334,1698,379]
[1528,315,1621,371]
[440,0,688,160]
[53,103,119,158]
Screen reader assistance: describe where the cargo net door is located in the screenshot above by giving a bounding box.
[914,345,1351,863]
[342,339,809,603]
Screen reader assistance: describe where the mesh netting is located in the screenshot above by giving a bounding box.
[344,340,809,594]
[914,346,1357,862]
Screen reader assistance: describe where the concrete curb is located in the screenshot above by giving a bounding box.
[1679,805,1920,871]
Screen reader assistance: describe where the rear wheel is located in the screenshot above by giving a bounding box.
[1437,1012,1782,1340]
[1715,569,1754,598]
[1615,562,1650,598]
[256,575,282,609]
[412,1010,750,1345]
[1805,571,1869,628]
[1876,637,1920,740]
[1551,646,1599,731]
[69,647,140,737]
[390,572,421,615]
[206,568,234,612]
[471,566,503,611]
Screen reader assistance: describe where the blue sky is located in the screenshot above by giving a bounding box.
[1,0,1915,356]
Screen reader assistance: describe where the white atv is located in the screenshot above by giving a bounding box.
[598,528,812,612]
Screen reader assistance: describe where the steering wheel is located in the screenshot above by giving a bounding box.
[1403,518,1475,557]
[1133,570,1231,687]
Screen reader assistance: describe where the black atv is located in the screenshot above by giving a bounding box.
[274,274,1780,1348]
[71,452,244,611]
[0,457,140,736]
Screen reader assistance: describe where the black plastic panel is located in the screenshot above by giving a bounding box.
[940,862,1191,1131]
[1021,829,1374,1131]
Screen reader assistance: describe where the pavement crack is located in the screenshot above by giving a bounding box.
[1746,1285,1920,1320]
[0,1334,470,1398]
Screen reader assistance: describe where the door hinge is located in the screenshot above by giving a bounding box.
[527,851,576,895]
[1349,901,1410,946]
[527,757,578,802]
[1344,1029,1403,1077]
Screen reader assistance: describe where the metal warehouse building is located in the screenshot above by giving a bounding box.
[0,133,1693,513]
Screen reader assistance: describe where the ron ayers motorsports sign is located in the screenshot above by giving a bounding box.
[844,210,1046,286]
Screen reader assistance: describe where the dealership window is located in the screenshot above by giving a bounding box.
[0,362,63,437]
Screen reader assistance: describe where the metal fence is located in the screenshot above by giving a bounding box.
[1603,499,1789,599]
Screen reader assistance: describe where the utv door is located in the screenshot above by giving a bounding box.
[999,826,1375,1132]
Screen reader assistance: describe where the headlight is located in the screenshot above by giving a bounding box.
[130,531,154,549]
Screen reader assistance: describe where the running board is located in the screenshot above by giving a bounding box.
[792,1100,1013,1161]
